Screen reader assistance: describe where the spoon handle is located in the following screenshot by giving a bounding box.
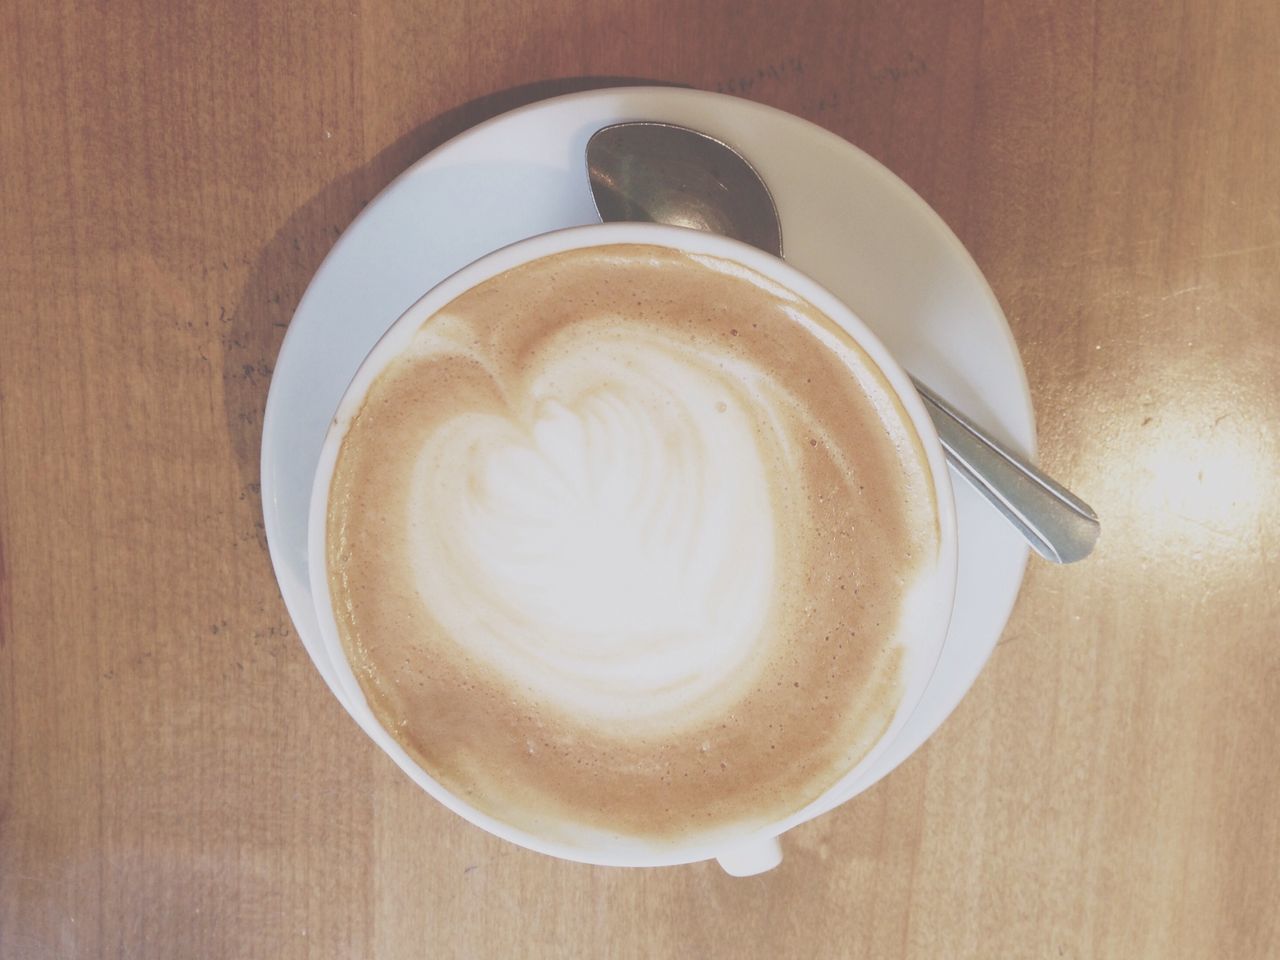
[911,378,1100,563]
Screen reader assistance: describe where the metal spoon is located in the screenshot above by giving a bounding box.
[586,121,1099,563]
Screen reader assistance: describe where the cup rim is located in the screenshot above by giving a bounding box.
[306,222,958,868]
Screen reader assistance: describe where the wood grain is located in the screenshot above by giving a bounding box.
[2,0,1277,957]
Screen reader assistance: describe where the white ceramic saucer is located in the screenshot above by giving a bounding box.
[261,86,1032,799]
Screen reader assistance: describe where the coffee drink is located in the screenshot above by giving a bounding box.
[325,243,940,849]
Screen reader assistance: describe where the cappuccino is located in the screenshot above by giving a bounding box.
[325,243,939,847]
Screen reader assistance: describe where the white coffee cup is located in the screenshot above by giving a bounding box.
[307,223,958,876]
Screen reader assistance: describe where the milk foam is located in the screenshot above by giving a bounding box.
[326,243,939,845]
[407,324,781,730]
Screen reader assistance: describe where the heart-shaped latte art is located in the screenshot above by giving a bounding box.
[408,329,783,729]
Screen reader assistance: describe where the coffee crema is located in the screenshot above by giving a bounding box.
[326,243,939,848]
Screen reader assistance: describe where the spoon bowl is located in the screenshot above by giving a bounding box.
[587,122,783,257]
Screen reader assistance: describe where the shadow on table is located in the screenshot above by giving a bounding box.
[223,76,684,540]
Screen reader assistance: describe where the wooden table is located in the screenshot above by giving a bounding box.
[3,1,1277,957]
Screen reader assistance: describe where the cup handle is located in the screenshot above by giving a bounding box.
[715,836,783,876]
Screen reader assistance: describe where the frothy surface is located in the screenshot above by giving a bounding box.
[327,244,939,847]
